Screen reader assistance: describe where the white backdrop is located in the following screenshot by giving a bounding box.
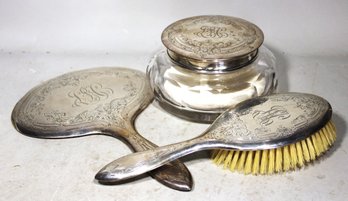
[1,0,347,57]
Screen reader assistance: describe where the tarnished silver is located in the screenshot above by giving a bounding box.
[161,15,264,72]
[96,93,332,181]
[11,67,193,191]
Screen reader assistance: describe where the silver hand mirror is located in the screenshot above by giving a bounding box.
[11,67,192,191]
[96,93,334,181]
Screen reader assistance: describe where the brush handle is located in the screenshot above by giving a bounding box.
[121,127,193,191]
[96,136,214,182]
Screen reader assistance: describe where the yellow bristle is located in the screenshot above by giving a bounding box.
[315,132,324,154]
[260,149,269,174]
[323,125,334,145]
[268,149,275,174]
[326,121,335,144]
[311,134,320,156]
[223,150,234,169]
[211,150,219,159]
[212,149,222,163]
[330,120,337,131]
[289,143,298,169]
[301,139,310,162]
[211,121,336,175]
[252,150,261,175]
[275,148,283,172]
[332,124,337,141]
[328,120,334,129]
[325,121,336,147]
[230,150,240,171]
[244,151,254,174]
[283,146,291,171]
[237,151,247,172]
[215,150,227,165]
[327,121,337,143]
[331,122,337,141]
[319,130,329,151]
[306,137,316,160]
[296,141,305,167]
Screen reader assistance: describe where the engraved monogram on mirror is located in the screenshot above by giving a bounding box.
[19,69,142,129]
[68,83,114,107]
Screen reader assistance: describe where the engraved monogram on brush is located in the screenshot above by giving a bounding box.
[208,94,327,142]
[252,105,291,126]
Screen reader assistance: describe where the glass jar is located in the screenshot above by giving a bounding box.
[147,15,277,123]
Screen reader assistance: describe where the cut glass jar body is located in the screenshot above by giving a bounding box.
[147,46,277,123]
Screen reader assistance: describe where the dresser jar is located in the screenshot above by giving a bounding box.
[147,15,277,123]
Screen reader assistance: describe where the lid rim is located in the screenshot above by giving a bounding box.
[167,49,259,73]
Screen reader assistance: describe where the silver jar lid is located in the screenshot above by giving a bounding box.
[161,15,264,72]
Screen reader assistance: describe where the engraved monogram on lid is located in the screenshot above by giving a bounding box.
[161,15,264,71]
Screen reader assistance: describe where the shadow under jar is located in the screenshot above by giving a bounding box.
[147,15,278,123]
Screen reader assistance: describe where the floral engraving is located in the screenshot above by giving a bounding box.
[19,68,144,130]
[209,113,251,140]
[206,93,328,143]
[164,16,262,58]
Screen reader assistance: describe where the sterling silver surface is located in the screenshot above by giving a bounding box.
[161,15,264,71]
[11,67,193,191]
[96,93,332,182]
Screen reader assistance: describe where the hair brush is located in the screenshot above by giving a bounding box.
[94,93,336,182]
